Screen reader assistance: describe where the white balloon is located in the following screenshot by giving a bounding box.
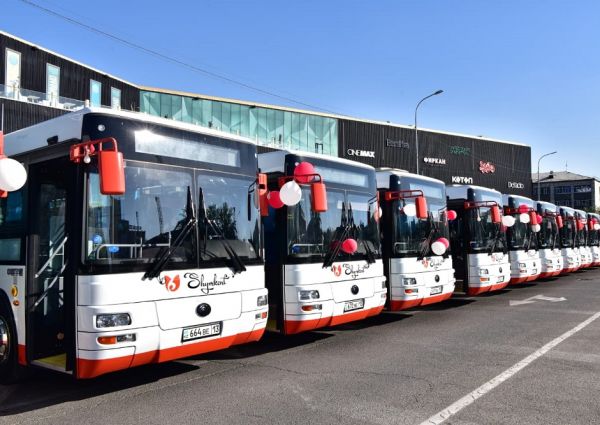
[531,224,541,233]
[595,224,600,231]
[502,215,516,227]
[519,213,530,224]
[431,241,446,256]
[0,158,27,192]
[403,203,416,217]
[279,180,302,206]
[377,206,383,219]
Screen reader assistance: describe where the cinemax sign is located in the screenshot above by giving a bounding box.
[347,149,375,158]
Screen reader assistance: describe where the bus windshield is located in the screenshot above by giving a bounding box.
[538,216,558,249]
[286,187,380,262]
[560,217,576,248]
[85,162,260,269]
[392,198,449,257]
[506,199,536,251]
[576,226,588,247]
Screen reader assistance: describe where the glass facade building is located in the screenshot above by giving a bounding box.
[140,91,338,156]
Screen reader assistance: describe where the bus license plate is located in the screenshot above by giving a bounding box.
[430,285,442,295]
[344,299,364,312]
[182,322,222,342]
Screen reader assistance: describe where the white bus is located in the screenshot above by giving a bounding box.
[558,206,581,274]
[575,209,593,269]
[0,108,267,381]
[259,150,386,335]
[446,185,511,295]
[534,201,564,278]
[587,212,600,267]
[376,169,455,310]
[502,194,541,284]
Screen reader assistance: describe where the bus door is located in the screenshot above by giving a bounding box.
[26,158,74,372]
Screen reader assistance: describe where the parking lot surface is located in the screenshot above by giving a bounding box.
[2,269,600,425]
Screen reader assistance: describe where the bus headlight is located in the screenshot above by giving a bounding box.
[402,278,417,286]
[257,295,268,306]
[96,313,131,328]
[299,290,320,301]
[479,268,489,275]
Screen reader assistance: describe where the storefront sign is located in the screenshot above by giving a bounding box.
[449,146,471,156]
[452,176,474,184]
[479,161,496,174]
[347,148,375,158]
[423,157,446,165]
[385,139,409,149]
[508,182,525,189]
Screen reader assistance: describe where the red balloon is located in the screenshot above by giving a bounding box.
[437,237,450,249]
[267,191,284,209]
[294,162,315,184]
[341,238,358,254]
[518,204,529,214]
[536,214,543,225]
[446,210,457,221]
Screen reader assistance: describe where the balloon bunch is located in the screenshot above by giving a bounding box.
[431,237,450,256]
[266,162,315,209]
[0,132,27,197]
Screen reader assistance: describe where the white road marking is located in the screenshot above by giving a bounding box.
[419,311,600,425]
[509,294,567,306]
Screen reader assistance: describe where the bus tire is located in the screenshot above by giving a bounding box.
[0,301,25,384]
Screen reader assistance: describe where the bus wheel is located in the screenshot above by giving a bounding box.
[0,303,24,384]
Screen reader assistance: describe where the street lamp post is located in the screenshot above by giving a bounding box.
[414,90,443,174]
[537,151,557,201]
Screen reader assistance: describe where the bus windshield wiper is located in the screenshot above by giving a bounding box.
[198,187,246,274]
[418,212,437,260]
[143,187,197,280]
[348,202,375,264]
[488,224,502,255]
[322,202,350,268]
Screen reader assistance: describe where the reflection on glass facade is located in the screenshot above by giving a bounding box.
[140,91,338,156]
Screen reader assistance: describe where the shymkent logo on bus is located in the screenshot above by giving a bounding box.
[159,272,230,295]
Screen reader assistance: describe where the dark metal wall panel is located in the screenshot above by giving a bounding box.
[339,119,532,196]
[1,98,67,133]
[1,34,139,110]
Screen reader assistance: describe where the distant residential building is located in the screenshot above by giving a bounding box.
[532,171,600,210]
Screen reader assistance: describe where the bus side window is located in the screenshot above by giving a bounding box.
[0,189,25,263]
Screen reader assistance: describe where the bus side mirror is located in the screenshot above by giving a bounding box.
[529,211,537,226]
[556,215,564,228]
[98,150,125,195]
[491,205,501,224]
[311,182,327,212]
[416,196,428,220]
[258,173,269,217]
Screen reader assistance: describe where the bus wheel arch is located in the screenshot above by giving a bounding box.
[0,296,24,383]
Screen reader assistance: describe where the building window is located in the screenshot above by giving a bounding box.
[574,185,592,193]
[554,185,572,194]
[110,87,121,109]
[139,91,339,157]
[574,199,591,208]
[556,200,572,207]
[541,187,550,195]
[46,64,60,105]
[5,48,21,97]
[90,79,102,107]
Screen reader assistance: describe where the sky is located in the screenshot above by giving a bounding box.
[2,0,600,177]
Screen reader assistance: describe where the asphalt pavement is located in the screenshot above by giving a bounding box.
[2,269,600,425]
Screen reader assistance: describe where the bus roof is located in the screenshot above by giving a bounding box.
[536,201,558,212]
[375,168,445,190]
[446,184,502,200]
[4,107,257,157]
[560,206,575,215]
[258,149,374,174]
[502,193,534,205]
